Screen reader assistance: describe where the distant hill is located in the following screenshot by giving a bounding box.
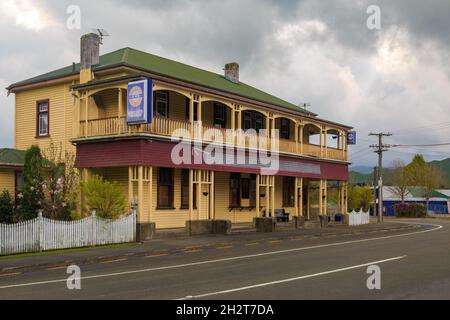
[350,158,450,188]
[348,165,374,174]
[430,158,450,184]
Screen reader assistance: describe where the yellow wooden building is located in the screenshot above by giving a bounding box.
[6,33,351,231]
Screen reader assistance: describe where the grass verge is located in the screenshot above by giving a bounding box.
[0,243,137,261]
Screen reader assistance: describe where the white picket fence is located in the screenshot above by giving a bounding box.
[0,212,136,256]
[348,209,371,226]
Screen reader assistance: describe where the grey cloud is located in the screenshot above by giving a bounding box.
[1,0,449,165]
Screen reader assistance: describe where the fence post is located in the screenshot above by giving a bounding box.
[38,210,44,252]
[132,207,137,242]
[92,209,97,247]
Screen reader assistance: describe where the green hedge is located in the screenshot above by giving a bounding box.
[394,203,427,218]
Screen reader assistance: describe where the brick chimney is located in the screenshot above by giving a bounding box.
[224,62,239,84]
[80,33,100,83]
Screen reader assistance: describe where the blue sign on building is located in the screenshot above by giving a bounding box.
[127,79,153,124]
[347,131,357,145]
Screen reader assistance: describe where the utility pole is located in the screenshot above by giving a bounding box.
[369,133,393,223]
[373,166,378,218]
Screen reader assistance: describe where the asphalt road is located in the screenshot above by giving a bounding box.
[0,219,449,300]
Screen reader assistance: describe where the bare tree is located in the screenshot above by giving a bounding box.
[42,141,79,220]
[422,165,443,213]
[388,159,409,203]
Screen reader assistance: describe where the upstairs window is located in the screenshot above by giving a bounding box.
[254,113,264,132]
[37,100,49,137]
[243,111,264,133]
[280,118,290,140]
[185,98,198,122]
[213,103,227,128]
[155,92,169,118]
[243,112,252,131]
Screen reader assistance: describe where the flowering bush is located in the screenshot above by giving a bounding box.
[41,142,79,220]
[0,190,14,223]
[394,203,427,218]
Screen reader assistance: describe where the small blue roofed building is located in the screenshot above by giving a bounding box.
[380,187,450,216]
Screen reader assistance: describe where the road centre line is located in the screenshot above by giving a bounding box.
[180,255,407,300]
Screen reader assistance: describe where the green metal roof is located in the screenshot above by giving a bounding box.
[8,48,314,115]
[408,187,450,199]
[0,149,26,167]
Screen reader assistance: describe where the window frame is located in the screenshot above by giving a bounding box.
[157,168,174,209]
[36,100,50,138]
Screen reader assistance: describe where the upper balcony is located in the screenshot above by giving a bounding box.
[74,85,349,162]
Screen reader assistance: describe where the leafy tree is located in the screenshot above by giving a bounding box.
[404,154,442,213]
[42,142,79,220]
[388,159,409,203]
[404,154,427,186]
[21,146,44,220]
[0,190,14,224]
[81,175,126,219]
[348,186,374,212]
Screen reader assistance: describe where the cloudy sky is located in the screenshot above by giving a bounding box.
[1,0,449,167]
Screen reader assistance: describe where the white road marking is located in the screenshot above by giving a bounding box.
[179,255,407,300]
[0,222,442,290]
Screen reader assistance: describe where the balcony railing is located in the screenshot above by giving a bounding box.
[78,116,347,161]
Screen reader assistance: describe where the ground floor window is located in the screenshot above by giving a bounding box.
[230,173,257,208]
[157,168,174,208]
[283,177,295,207]
[230,173,240,207]
[181,169,197,209]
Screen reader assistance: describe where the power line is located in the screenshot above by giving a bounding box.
[394,142,450,147]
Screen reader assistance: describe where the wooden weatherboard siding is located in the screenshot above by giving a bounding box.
[15,82,76,154]
[0,169,15,195]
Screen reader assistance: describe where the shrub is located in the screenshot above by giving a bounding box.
[21,146,45,221]
[81,175,127,219]
[348,186,374,212]
[394,203,427,218]
[0,190,14,224]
